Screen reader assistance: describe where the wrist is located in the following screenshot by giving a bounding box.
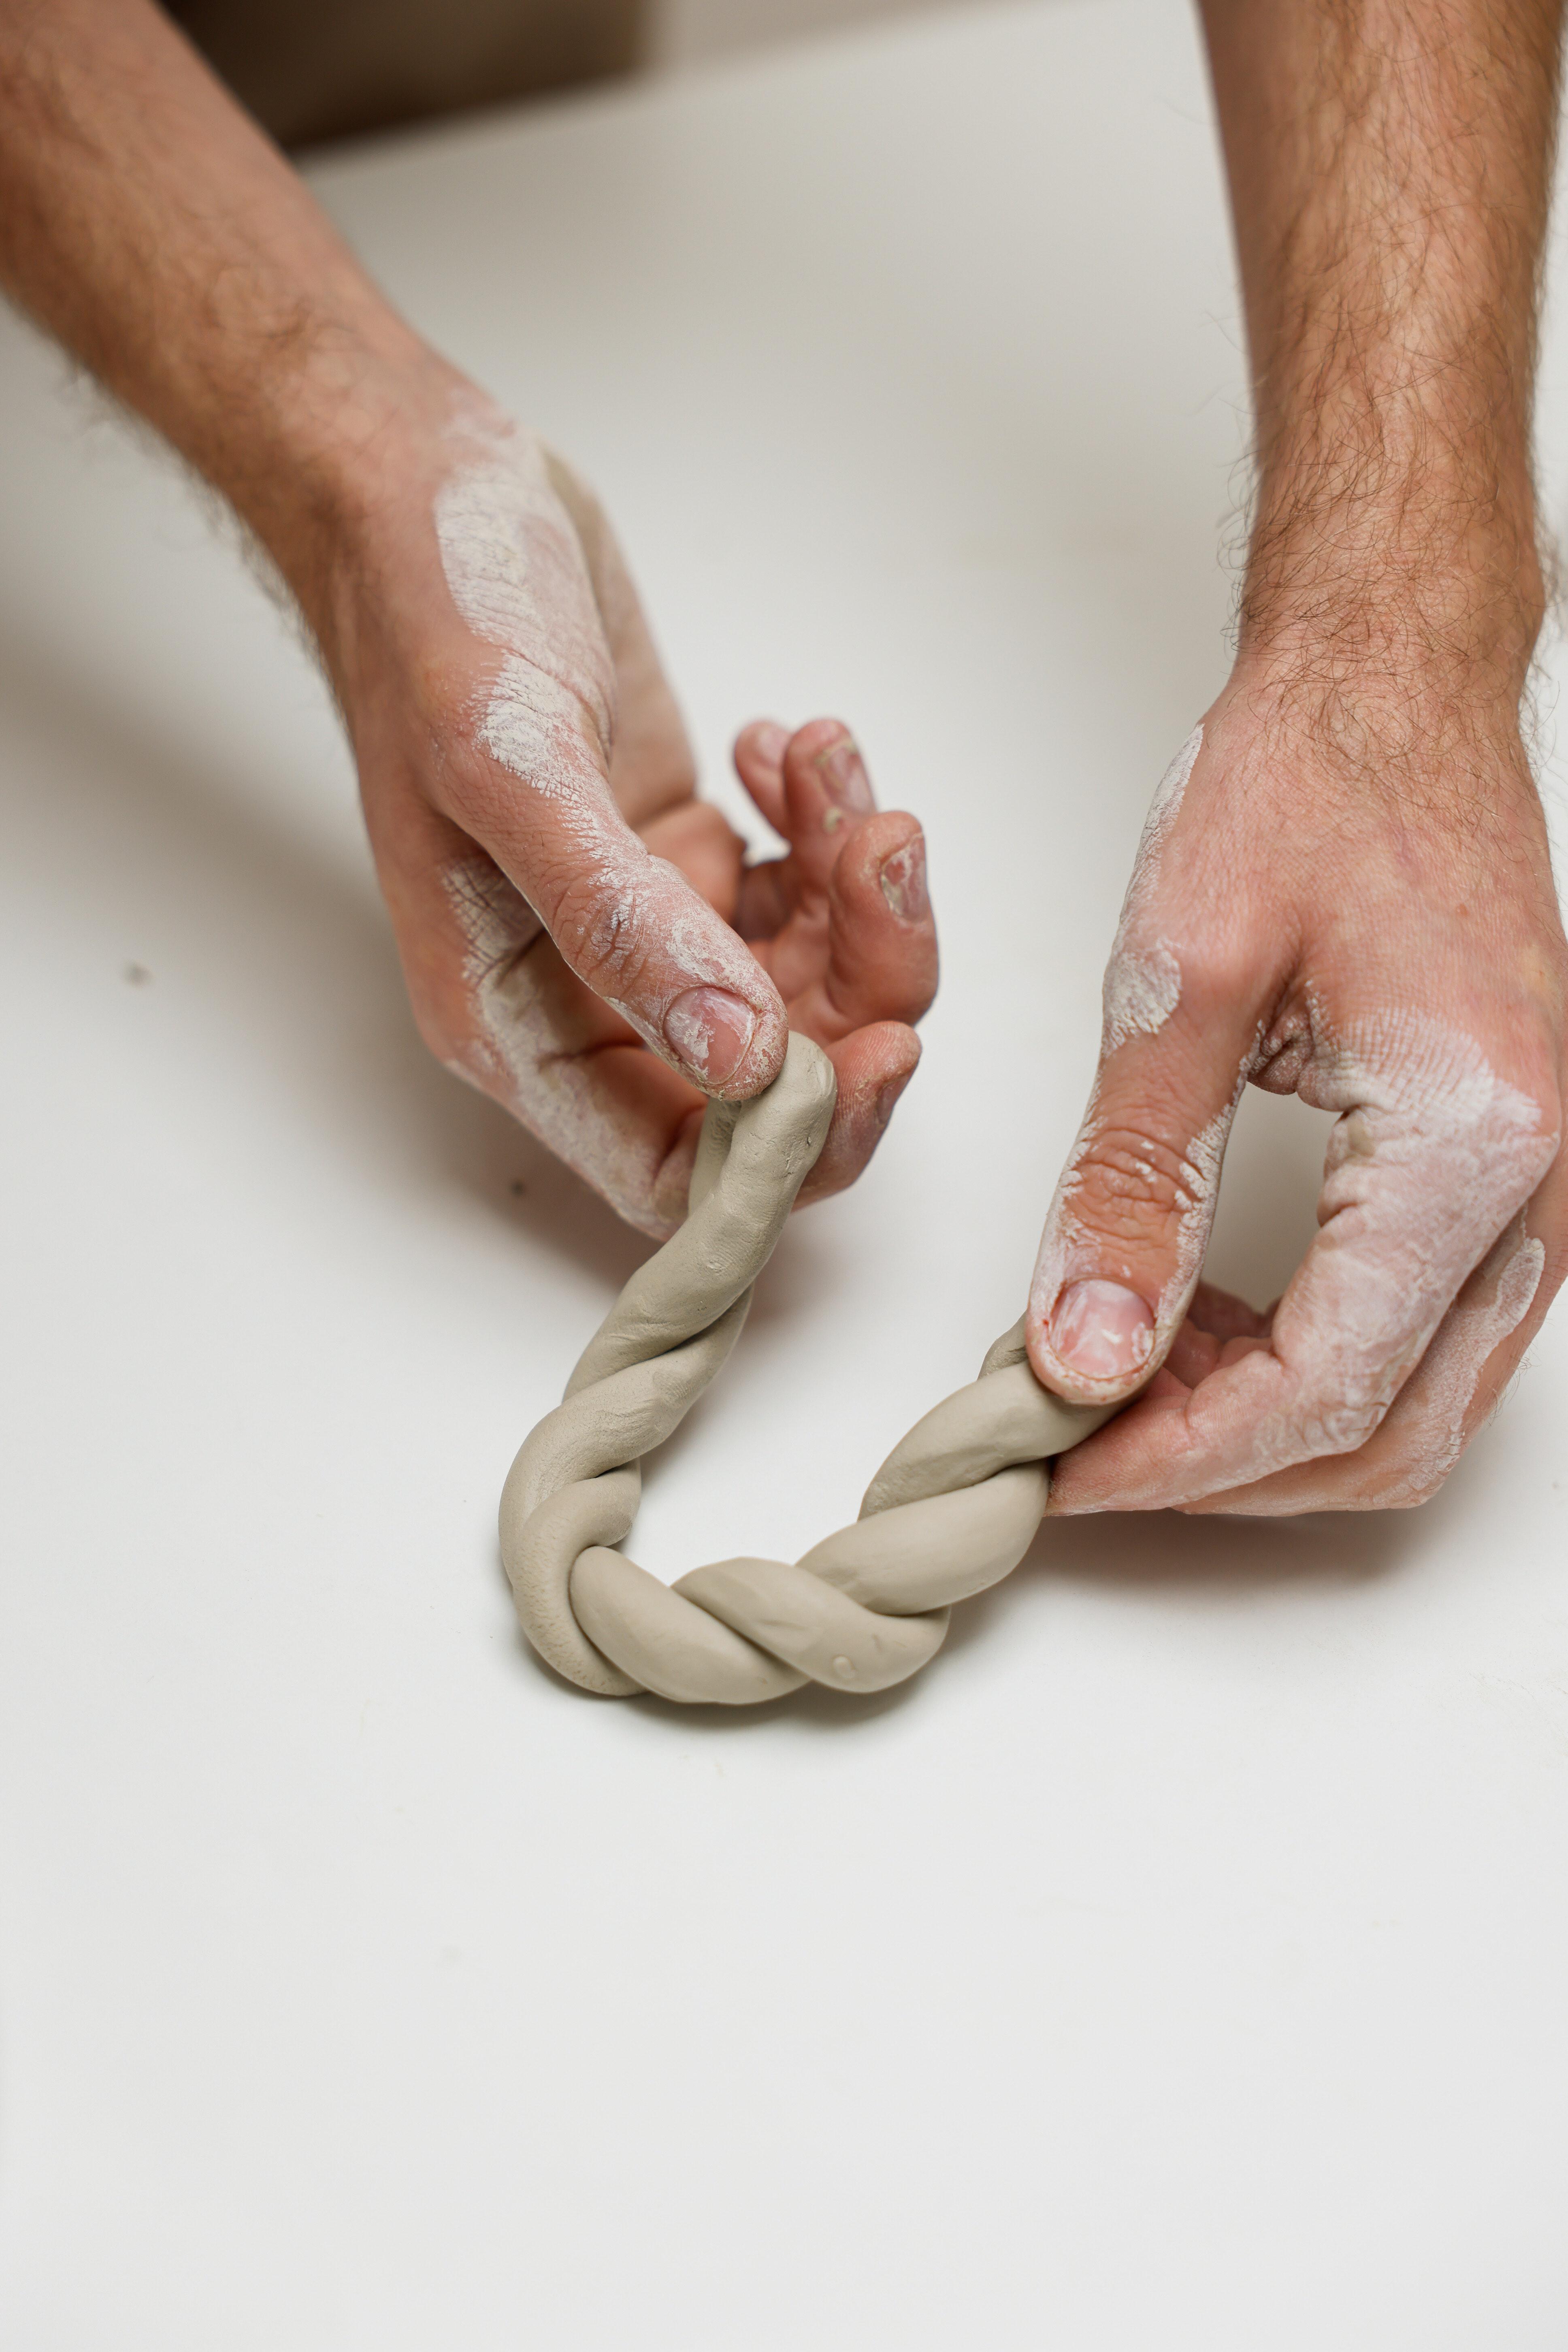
[1218,629,1543,825]
[204,327,474,668]
[1236,440,1546,701]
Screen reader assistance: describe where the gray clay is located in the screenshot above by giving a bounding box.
[499,1035,1115,1704]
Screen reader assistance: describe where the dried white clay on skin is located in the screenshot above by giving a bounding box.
[1374,1214,1544,1506]
[435,419,617,784]
[1028,1050,1248,1392]
[431,405,782,1186]
[1213,1211,1548,1514]
[1028,727,1216,1381]
[442,857,693,1237]
[1258,1012,1555,1461]
[1052,1007,1558,1512]
[1160,1070,1249,1333]
[1100,725,1201,1051]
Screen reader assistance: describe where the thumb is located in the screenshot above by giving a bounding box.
[430,413,785,1099]
[1026,970,1259,1405]
[456,703,787,1098]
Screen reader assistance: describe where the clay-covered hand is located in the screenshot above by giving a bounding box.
[327,397,937,1235]
[0,2,931,1236]
[1026,675,1567,1512]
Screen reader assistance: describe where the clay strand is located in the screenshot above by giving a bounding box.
[499,1035,1113,1704]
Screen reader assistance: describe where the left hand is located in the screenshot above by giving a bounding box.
[323,403,939,1238]
[1025,664,1567,1513]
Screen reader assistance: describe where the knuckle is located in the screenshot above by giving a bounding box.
[430,663,611,830]
[1177,937,1259,1012]
[547,865,646,994]
[1068,1121,1211,1242]
[1152,941,1241,1016]
[1295,1393,1387,1459]
[415,664,498,780]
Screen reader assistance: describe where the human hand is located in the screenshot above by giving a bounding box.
[315,393,936,1235]
[1026,671,1566,1512]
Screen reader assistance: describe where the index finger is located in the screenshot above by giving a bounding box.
[1047,1006,1559,1512]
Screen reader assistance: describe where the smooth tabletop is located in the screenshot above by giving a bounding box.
[3,2,1568,2343]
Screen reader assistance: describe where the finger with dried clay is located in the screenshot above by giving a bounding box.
[352,403,937,1241]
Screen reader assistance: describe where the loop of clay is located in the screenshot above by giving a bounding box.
[499,1035,1114,1704]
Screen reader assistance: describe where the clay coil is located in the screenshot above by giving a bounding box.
[499,1035,1113,1704]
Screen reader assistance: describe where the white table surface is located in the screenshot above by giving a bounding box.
[4,2,1568,2342]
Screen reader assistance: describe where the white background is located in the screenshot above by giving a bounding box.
[3,2,1568,2342]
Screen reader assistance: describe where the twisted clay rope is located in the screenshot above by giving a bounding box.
[500,1035,1116,1704]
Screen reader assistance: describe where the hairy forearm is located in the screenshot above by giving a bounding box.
[0,0,455,631]
[1199,0,1564,695]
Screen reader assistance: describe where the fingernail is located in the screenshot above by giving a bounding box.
[748,721,790,765]
[813,733,874,814]
[1050,1279,1155,1381]
[878,837,928,923]
[664,986,757,1086]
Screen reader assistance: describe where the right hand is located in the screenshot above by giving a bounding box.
[1027,673,1565,1515]
[313,388,938,1235]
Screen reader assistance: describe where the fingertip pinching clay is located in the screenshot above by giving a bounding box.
[499,1035,1114,1705]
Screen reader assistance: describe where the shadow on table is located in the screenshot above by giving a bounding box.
[588,1440,1456,1738]
[0,616,652,1296]
[964,1489,1428,1628]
